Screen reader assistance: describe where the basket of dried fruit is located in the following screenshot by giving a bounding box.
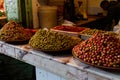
[0,21,33,44]
[29,29,82,54]
[72,32,120,70]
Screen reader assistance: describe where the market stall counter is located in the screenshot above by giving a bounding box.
[0,41,120,80]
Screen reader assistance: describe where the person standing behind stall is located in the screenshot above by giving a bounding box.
[63,0,76,22]
[100,0,120,31]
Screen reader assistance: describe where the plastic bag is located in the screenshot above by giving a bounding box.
[113,21,120,33]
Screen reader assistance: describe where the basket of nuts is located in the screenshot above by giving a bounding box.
[72,32,120,70]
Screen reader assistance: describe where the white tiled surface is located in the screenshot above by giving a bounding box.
[4,0,20,22]
[36,67,66,80]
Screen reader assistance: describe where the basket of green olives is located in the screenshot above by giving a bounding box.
[29,29,82,53]
[80,29,107,40]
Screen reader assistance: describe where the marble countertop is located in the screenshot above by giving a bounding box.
[0,41,120,80]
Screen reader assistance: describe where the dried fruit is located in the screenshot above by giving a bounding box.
[73,32,120,68]
[0,21,32,41]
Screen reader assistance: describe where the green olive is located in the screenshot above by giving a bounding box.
[29,29,82,51]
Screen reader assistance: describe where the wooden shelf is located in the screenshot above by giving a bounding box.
[75,15,105,26]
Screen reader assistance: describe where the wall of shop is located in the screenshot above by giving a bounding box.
[87,0,103,15]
